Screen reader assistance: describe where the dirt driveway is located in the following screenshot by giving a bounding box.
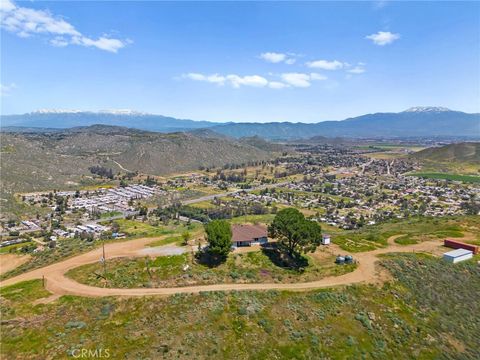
[0,233,452,298]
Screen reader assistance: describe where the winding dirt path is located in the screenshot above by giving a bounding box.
[0,234,446,298]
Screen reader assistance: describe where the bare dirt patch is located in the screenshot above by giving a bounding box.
[0,254,30,275]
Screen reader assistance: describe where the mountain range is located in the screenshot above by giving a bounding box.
[1,107,479,139]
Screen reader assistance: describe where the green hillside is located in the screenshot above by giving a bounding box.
[411,142,480,174]
[0,125,277,216]
[412,142,479,162]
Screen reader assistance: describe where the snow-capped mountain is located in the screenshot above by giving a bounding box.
[32,109,86,114]
[31,109,148,116]
[403,106,452,113]
[2,107,478,138]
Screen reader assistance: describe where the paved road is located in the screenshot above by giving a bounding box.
[0,233,447,298]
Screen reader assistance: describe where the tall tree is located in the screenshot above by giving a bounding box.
[268,208,322,256]
[204,220,232,258]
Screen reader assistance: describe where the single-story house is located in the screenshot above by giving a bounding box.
[232,224,268,247]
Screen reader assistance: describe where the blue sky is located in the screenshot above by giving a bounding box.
[1,0,479,122]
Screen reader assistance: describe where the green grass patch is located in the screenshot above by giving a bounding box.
[0,241,34,254]
[408,172,480,183]
[0,279,50,303]
[228,214,276,225]
[99,210,123,218]
[113,219,175,238]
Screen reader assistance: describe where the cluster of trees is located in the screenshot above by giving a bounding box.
[177,202,272,223]
[201,208,322,264]
[212,170,247,183]
[199,160,272,173]
[268,208,322,256]
[88,166,114,179]
[461,198,480,215]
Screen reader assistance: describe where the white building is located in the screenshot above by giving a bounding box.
[443,249,473,264]
[321,234,331,245]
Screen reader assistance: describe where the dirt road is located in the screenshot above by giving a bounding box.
[0,233,448,298]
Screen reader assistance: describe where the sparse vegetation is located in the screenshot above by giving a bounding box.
[66,249,355,288]
[2,253,479,359]
[331,215,479,251]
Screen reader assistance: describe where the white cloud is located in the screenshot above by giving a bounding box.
[280,72,327,88]
[183,70,327,89]
[348,66,366,74]
[50,36,69,47]
[0,0,129,52]
[226,75,269,88]
[310,73,328,81]
[260,52,287,63]
[373,0,389,9]
[0,82,17,96]
[260,52,297,65]
[306,60,344,70]
[183,73,226,85]
[184,73,271,88]
[268,81,289,89]
[365,31,400,46]
[281,73,311,88]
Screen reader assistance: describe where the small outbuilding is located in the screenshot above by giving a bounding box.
[443,248,473,264]
[321,234,331,245]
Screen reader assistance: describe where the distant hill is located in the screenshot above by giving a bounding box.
[211,107,480,139]
[2,107,479,139]
[411,142,480,163]
[239,136,287,152]
[290,135,351,145]
[1,110,220,132]
[0,125,276,195]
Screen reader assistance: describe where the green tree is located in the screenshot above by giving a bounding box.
[181,231,191,245]
[268,208,322,256]
[204,220,232,258]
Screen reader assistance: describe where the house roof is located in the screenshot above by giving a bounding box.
[232,224,267,242]
[443,248,473,257]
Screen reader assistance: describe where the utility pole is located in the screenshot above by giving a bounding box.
[102,238,107,281]
[146,256,152,280]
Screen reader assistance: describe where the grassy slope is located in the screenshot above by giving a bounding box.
[331,215,479,252]
[1,254,479,359]
[410,142,480,175]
